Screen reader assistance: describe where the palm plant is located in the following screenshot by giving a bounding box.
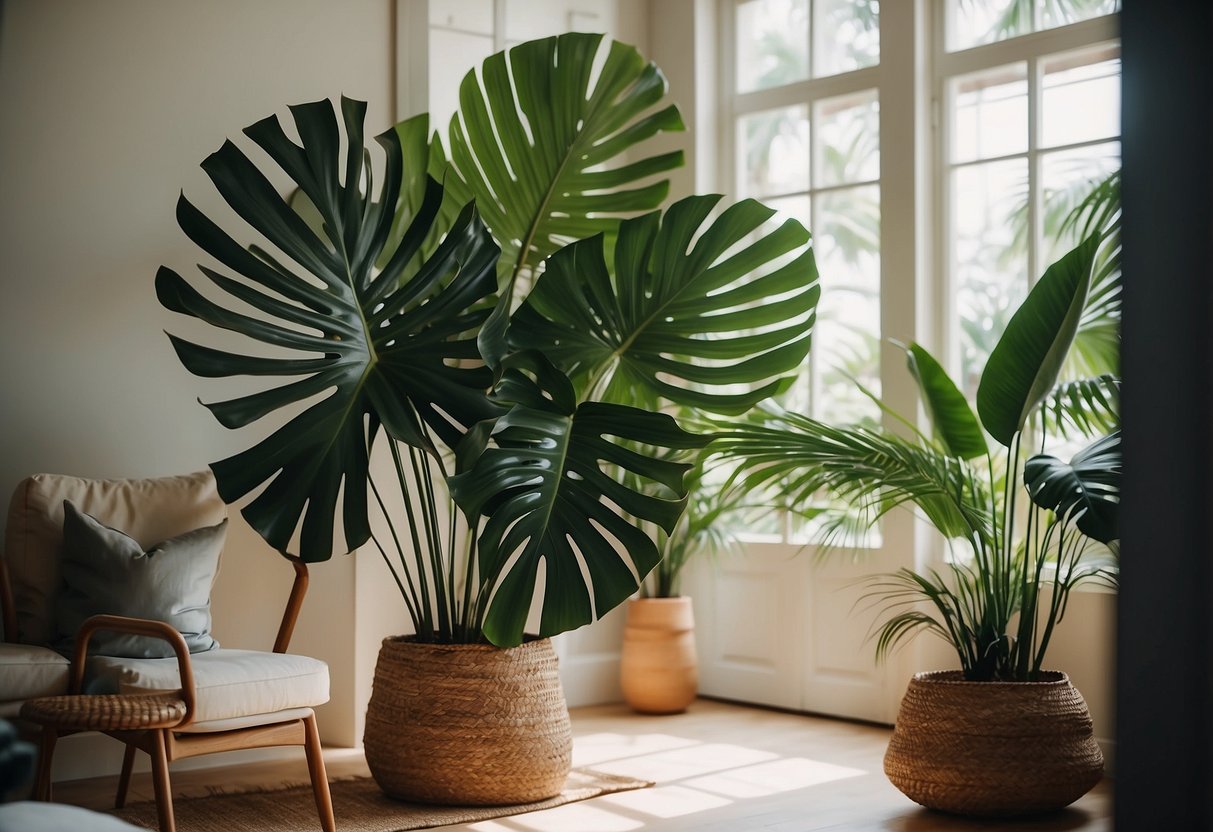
[712,174,1121,681]
[157,34,820,648]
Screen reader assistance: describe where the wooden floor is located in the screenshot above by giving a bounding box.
[52,698,1110,831]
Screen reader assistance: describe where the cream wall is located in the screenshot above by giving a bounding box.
[0,0,397,756]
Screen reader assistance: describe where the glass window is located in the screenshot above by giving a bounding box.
[737,0,879,93]
[950,65,1028,164]
[953,158,1030,395]
[737,0,810,92]
[945,36,1120,397]
[1041,47,1121,148]
[947,0,1119,52]
[739,106,810,197]
[813,0,880,76]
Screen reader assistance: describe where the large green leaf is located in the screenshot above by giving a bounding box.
[509,195,819,414]
[1024,430,1121,543]
[976,233,1100,447]
[437,32,685,292]
[157,97,502,561]
[905,343,987,460]
[449,353,710,647]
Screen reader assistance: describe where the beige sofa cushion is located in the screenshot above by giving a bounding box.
[86,648,329,724]
[0,642,70,709]
[4,471,225,644]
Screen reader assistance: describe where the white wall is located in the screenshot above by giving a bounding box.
[0,0,396,757]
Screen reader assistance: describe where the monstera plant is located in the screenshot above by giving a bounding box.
[156,33,820,651]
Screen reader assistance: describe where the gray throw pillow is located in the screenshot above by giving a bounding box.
[55,500,225,658]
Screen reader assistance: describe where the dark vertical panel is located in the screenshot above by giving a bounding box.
[1118,0,1213,827]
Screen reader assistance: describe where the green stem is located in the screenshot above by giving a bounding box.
[368,465,425,629]
[410,445,451,641]
[389,439,433,639]
[367,529,421,632]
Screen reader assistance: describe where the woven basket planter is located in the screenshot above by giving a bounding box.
[363,636,572,806]
[884,670,1104,816]
[620,597,698,714]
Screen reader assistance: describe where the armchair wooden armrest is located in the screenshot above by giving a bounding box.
[69,614,197,726]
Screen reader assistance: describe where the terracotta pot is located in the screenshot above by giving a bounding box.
[884,670,1104,816]
[363,636,572,805]
[619,597,698,714]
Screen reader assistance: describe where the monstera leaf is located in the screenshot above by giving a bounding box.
[509,195,819,414]
[450,352,710,647]
[1024,430,1121,543]
[157,97,502,561]
[437,32,685,293]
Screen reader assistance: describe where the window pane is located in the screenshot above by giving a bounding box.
[949,0,1118,51]
[947,0,1031,51]
[953,159,1029,396]
[814,186,881,425]
[815,90,880,187]
[1042,48,1121,149]
[739,106,809,198]
[1041,141,1120,266]
[950,64,1028,163]
[429,29,496,133]
[1038,0,1119,31]
[737,0,810,93]
[813,0,880,77]
[430,0,494,34]
[761,194,813,414]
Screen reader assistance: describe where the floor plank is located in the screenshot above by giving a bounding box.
[50,698,1110,831]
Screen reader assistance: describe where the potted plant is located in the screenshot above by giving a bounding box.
[713,174,1121,816]
[619,450,748,714]
[156,33,820,805]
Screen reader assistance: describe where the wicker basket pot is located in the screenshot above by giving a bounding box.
[884,670,1104,816]
[363,636,572,805]
[619,597,698,714]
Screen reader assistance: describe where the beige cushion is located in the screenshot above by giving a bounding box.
[4,471,225,644]
[86,648,329,724]
[0,642,70,704]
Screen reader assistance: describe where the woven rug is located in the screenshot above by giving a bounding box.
[109,769,652,831]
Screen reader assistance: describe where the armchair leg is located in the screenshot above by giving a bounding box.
[33,726,57,801]
[115,742,137,808]
[302,714,335,832]
[150,729,175,832]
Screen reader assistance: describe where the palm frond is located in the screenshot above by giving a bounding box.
[1038,374,1120,438]
[712,411,995,546]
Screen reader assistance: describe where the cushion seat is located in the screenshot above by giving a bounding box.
[0,643,70,716]
[86,648,329,724]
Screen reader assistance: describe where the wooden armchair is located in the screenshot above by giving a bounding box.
[1,472,335,832]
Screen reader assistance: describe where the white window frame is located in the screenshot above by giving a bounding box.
[933,9,1120,380]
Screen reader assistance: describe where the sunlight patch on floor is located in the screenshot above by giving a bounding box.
[464,730,873,831]
[685,756,866,798]
[596,784,734,818]
[572,732,703,767]
[588,742,780,781]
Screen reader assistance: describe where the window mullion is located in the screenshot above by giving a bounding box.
[1028,54,1041,288]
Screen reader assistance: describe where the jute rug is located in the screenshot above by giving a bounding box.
[109,769,652,831]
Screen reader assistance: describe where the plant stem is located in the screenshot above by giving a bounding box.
[368,465,425,628]
[389,438,434,639]
[410,445,451,641]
